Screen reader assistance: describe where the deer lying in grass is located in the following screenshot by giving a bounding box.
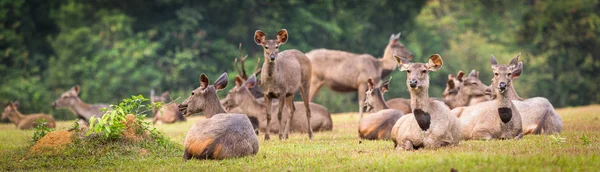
[224,75,332,133]
[2,102,55,130]
[390,54,461,150]
[443,70,491,109]
[53,85,111,126]
[442,71,465,103]
[254,29,313,140]
[359,78,404,140]
[178,73,258,160]
[452,55,523,140]
[150,90,186,124]
[306,33,414,118]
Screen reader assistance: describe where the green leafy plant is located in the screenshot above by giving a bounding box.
[581,134,591,145]
[550,135,566,144]
[32,119,53,142]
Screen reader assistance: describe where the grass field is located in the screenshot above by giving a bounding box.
[1,105,599,171]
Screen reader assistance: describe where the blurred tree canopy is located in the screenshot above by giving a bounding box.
[1,0,598,120]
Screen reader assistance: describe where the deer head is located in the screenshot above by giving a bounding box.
[443,71,465,98]
[151,91,170,103]
[254,29,288,62]
[460,70,488,97]
[2,102,19,119]
[53,85,80,108]
[395,54,443,90]
[222,75,258,109]
[490,53,522,95]
[388,33,414,60]
[363,77,391,112]
[179,73,228,117]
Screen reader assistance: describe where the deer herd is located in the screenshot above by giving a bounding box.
[2,29,563,160]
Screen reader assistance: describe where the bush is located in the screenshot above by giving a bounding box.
[32,119,53,142]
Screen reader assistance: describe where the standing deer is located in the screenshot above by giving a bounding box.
[2,102,56,130]
[306,33,414,118]
[452,55,523,140]
[150,90,186,124]
[178,72,258,160]
[254,29,313,140]
[443,70,491,109]
[224,75,332,133]
[52,85,111,126]
[390,54,461,150]
[359,78,404,140]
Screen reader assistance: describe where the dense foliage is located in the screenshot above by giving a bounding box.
[1,0,598,120]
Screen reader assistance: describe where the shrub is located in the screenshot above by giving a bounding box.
[32,119,53,142]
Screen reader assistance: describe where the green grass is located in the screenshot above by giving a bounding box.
[1,105,600,171]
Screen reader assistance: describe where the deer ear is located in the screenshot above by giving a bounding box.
[254,30,266,45]
[511,62,523,79]
[245,75,257,88]
[490,54,498,69]
[73,85,80,95]
[161,91,169,98]
[13,101,19,108]
[276,29,288,44]
[468,70,478,78]
[394,55,411,71]
[510,53,521,66]
[200,74,209,89]
[448,74,455,80]
[8,102,17,110]
[427,54,443,71]
[235,76,244,87]
[457,71,465,82]
[381,77,391,93]
[367,78,375,90]
[213,72,229,90]
[447,79,456,90]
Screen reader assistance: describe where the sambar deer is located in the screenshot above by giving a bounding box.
[390,54,461,150]
[452,55,523,140]
[52,85,111,126]
[443,70,491,109]
[306,33,414,118]
[359,78,404,140]
[254,29,313,140]
[178,72,259,160]
[150,90,186,124]
[2,102,56,130]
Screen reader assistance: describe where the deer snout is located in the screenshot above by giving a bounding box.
[409,79,418,88]
[51,102,56,108]
[498,82,507,92]
[269,54,276,61]
[178,104,188,111]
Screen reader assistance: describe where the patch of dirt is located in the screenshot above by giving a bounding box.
[122,114,148,142]
[28,130,74,155]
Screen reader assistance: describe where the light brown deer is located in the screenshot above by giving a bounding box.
[452,55,523,140]
[443,70,491,109]
[150,90,186,124]
[359,78,404,140]
[2,102,56,130]
[306,33,414,118]
[220,45,265,111]
[178,72,259,160]
[442,71,465,102]
[224,75,332,133]
[52,85,111,126]
[254,29,313,140]
[390,54,461,150]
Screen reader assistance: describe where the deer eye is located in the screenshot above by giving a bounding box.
[494,73,499,76]
[422,70,427,74]
[191,92,195,96]
[407,70,411,73]
[508,73,512,76]
[264,46,269,49]
[275,46,279,49]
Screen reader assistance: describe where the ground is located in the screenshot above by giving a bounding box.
[1,105,599,171]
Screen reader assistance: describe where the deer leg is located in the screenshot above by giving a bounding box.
[276,95,286,140]
[283,96,295,140]
[264,96,273,140]
[299,86,313,139]
[358,83,368,119]
[308,77,323,102]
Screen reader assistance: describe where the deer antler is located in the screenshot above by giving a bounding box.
[235,43,249,80]
[253,58,262,76]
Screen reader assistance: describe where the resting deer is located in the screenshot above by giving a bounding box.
[443,70,491,109]
[52,85,111,126]
[452,55,523,140]
[150,90,186,124]
[306,33,414,118]
[359,78,404,140]
[2,102,56,130]
[220,44,265,111]
[390,54,461,150]
[178,72,259,160]
[224,75,332,133]
[254,29,313,140]
[442,71,465,103]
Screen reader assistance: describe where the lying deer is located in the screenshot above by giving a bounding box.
[359,78,404,140]
[452,55,523,140]
[224,75,332,133]
[443,70,491,109]
[306,33,414,118]
[150,90,186,124]
[2,102,56,130]
[178,73,258,160]
[442,71,465,103]
[52,85,111,126]
[254,29,313,140]
[220,44,265,111]
[390,54,461,150]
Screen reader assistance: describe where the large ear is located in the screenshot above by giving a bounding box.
[367,78,375,90]
[160,91,169,98]
[490,54,498,69]
[276,29,288,44]
[245,75,257,88]
[448,74,455,80]
[394,55,411,71]
[510,52,521,67]
[468,69,478,78]
[73,85,80,94]
[456,71,465,82]
[8,102,17,111]
[213,72,229,90]
[199,73,209,89]
[447,79,456,90]
[235,76,244,87]
[12,101,20,108]
[381,77,391,93]
[427,54,443,71]
[511,62,523,79]
[254,30,266,45]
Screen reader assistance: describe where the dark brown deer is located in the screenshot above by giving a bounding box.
[390,54,461,150]
[2,102,56,130]
[178,72,259,160]
[359,78,404,140]
[224,75,332,133]
[444,70,491,109]
[254,29,313,140]
[52,85,111,126]
[150,90,186,124]
[452,55,523,140]
[306,33,414,118]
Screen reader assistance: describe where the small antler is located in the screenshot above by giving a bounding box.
[252,58,262,76]
[235,43,249,80]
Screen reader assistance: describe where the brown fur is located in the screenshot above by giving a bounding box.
[254,29,313,140]
[359,78,403,140]
[444,70,491,109]
[179,73,259,160]
[52,85,111,126]
[2,102,56,130]
[390,54,461,150]
[306,33,414,118]
[150,91,186,124]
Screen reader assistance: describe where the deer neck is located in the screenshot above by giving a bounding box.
[264,61,276,78]
[452,88,472,107]
[239,95,268,121]
[495,87,515,124]
[70,98,94,120]
[504,84,522,100]
[409,87,433,131]
[373,91,389,112]
[205,100,227,118]
[7,111,25,126]
[380,45,398,78]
